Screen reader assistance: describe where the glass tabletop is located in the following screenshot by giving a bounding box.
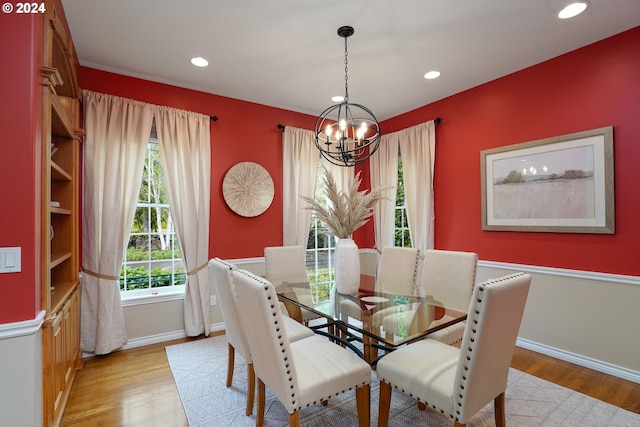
[273,275,467,364]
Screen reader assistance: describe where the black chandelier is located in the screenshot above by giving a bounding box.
[314,26,381,167]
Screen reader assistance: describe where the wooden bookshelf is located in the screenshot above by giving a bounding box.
[41,1,83,425]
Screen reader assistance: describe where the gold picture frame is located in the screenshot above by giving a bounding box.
[480,126,614,234]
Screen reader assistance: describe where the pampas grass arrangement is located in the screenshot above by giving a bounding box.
[301,166,392,239]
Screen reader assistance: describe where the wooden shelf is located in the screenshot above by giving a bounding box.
[51,160,72,181]
[50,207,72,215]
[50,94,74,138]
[50,251,72,269]
[50,280,79,315]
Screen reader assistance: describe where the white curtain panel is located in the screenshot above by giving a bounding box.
[370,133,399,250]
[398,120,437,281]
[282,127,319,246]
[155,107,211,337]
[81,90,154,354]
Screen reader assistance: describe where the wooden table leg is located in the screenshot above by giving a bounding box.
[361,310,374,364]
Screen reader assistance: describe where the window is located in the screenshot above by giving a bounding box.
[305,164,335,313]
[119,131,186,294]
[394,159,412,247]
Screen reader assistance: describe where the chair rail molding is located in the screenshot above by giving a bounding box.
[478,260,640,286]
[0,310,46,340]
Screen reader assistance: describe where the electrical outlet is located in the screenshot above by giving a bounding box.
[210,295,216,306]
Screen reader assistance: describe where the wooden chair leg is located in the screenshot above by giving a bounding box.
[226,343,235,387]
[288,411,300,427]
[378,381,392,427]
[257,378,266,427]
[356,384,370,427]
[494,392,506,427]
[246,363,255,416]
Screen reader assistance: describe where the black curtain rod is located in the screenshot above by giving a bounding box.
[210,116,219,121]
[278,117,441,131]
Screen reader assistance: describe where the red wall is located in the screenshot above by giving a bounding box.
[0,13,43,323]
[383,27,640,275]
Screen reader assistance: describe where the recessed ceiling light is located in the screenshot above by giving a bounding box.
[558,2,589,19]
[424,70,441,80]
[331,95,345,102]
[190,57,209,67]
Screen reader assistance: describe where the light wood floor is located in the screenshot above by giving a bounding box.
[60,333,640,426]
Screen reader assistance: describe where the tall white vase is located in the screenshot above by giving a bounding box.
[334,238,360,295]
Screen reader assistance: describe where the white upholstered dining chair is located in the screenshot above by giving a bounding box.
[375,246,420,295]
[208,258,314,416]
[338,246,419,322]
[382,249,477,345]
[264,245,321,324]
[377,272,532,427]
[232,268,372,427]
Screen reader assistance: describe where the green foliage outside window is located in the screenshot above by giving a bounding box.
[119,265,186,291]
[394,159,412,248]
[120,137,184,292]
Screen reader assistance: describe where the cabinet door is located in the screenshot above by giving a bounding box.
[52,310,65,415]
[63,288,81,386]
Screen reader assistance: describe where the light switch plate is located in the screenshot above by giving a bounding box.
[0,247,21,273]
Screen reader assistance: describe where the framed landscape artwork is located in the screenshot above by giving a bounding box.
[480,126,614,234]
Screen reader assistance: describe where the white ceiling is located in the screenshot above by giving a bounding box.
[61,0,640,121]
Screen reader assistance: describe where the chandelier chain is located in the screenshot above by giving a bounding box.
[344,36,349,101]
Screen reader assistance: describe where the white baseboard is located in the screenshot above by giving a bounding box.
[516,337,640,384]
[82,322,226,357]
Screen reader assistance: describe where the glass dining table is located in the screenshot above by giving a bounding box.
[274,275,467,366]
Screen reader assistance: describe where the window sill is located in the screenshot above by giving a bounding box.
[121,285,186,307]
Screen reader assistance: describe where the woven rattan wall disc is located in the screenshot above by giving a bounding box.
[222,162,274,217]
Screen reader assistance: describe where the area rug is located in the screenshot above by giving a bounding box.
[166,335,639,426]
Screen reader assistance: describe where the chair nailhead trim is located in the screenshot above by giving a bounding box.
[452,281,493,421]
[388,383,448,418]
[292,383,367,412]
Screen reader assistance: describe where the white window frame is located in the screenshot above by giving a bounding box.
[305,163,336,313]
[120,134,186,300]
[395,158,412,248]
